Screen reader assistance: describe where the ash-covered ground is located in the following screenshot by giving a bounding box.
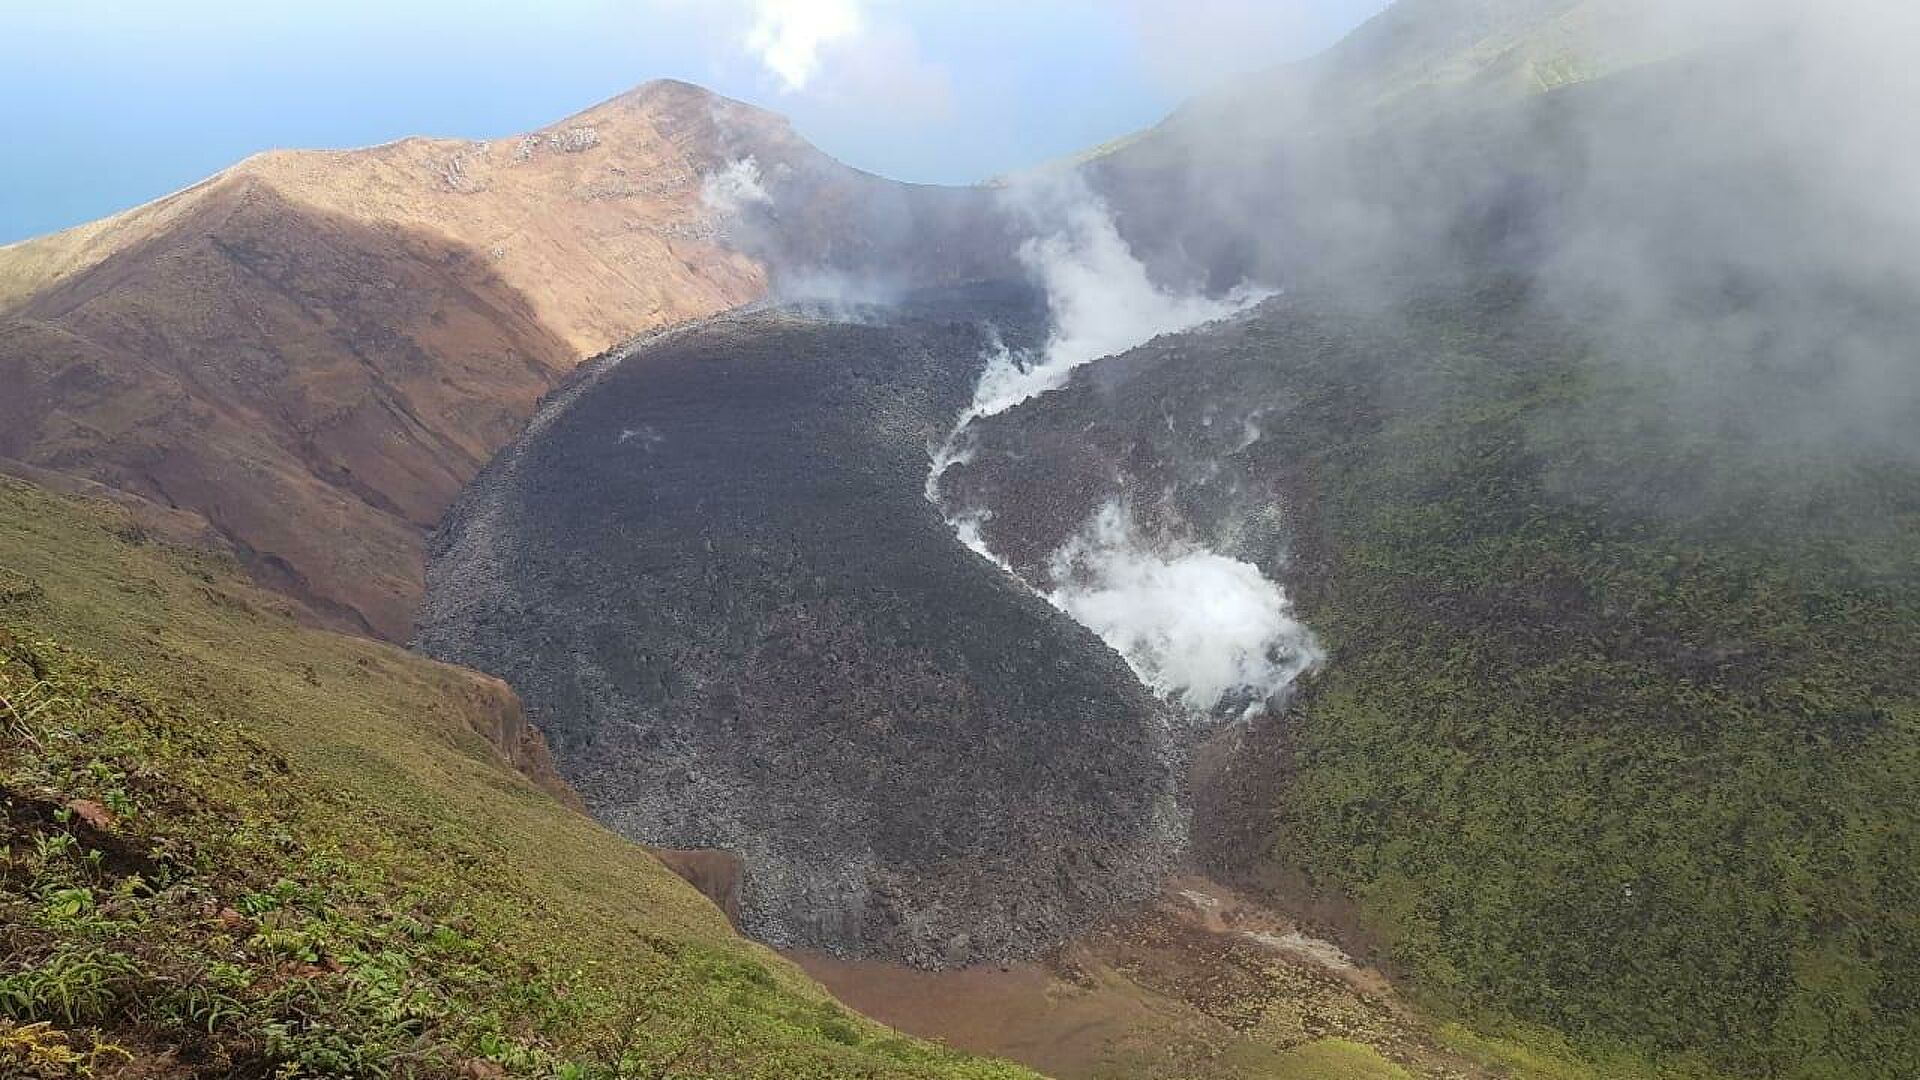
[417,285,1185,966]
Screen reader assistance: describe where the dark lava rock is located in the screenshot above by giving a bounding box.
[417,287,1181,965]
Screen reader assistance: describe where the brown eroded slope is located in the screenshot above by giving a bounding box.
[791,877,1492,1080]
[0,80,1009,640]
[0,183,573,639]
[0,81,781,352]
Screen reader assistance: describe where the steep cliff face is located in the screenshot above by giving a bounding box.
[442,666,585,813]
[418,289,1184,967]
[0,80,1015,641]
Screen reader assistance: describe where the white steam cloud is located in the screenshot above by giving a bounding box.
[701,156,774,217]
[925,175,1265,515]
[969,175,1270,423]
[928,175,1311,715]
[731,0,949,116]
[745,0,866,92]
[1048,500,1320,713]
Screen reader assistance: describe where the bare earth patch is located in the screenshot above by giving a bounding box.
[792,876,1491,1080]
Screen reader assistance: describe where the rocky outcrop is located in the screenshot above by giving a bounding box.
[442,667,585,813]
[646,848,746,927]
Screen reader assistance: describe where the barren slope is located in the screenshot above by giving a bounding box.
[417,290,1183,967]
[0,80,1012,639]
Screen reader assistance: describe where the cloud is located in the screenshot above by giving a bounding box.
[820,19,951,114]
[725,0,949,118]
[744,0,866,92]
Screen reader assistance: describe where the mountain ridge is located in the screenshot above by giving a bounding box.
[0,78,1013,640]
[6,0,1916,1075]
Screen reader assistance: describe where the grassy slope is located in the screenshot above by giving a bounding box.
[0,475,1035,1079]
[1235,284,1920,1077]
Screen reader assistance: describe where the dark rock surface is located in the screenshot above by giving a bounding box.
[417,286,1182,965]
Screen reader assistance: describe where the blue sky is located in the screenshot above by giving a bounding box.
[0,1,1389,244]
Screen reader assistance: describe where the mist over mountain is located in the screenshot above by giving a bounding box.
[1091,0,1920,467]
[931,0,1920,1072]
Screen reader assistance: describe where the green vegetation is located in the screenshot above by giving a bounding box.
[0,476,1034,1079]
[1235,283,1920,1077]
[1269,1039,1410,1080]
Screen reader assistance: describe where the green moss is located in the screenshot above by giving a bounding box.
[0,477,1034,1078]
[1269,1039,1413,1080]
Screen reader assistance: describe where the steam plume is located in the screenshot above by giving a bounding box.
[1048,500,1321,714]
[701,157,773,217]
[970,174,1268,423]
[928,173,1312,715]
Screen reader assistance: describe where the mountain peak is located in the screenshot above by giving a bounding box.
[619,76,723,107]
[0,65,1009,641]
[564,77,789,138]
